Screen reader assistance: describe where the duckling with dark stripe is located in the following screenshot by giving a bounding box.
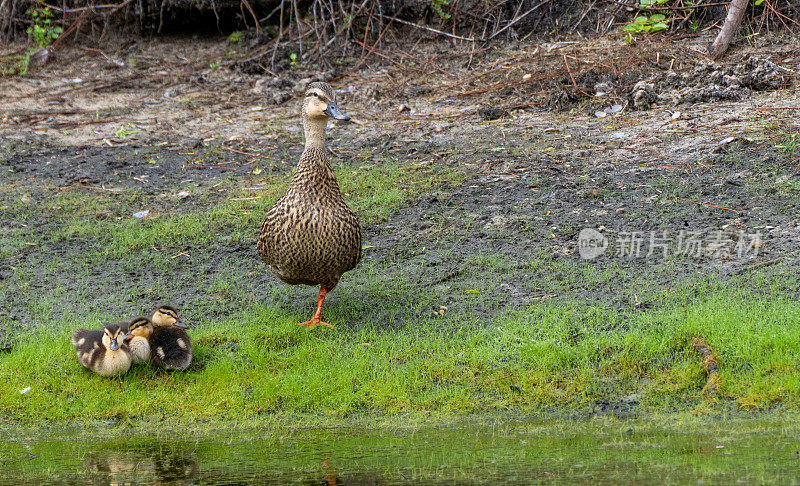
[71,323,132,377]
[123,316,154,364]
[149,306,192,371]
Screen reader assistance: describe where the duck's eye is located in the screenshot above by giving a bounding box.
[309,92,319,98]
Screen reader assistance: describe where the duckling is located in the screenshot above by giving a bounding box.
[257,82,362,329]
[123,316,154,364]
[149,305,192,370]
[71,323,131,377]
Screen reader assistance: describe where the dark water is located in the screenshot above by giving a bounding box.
[1,420,799,484]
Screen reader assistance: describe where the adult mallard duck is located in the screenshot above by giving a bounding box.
[257,82,362,329]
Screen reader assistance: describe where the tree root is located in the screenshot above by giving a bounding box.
[709,0,749,60]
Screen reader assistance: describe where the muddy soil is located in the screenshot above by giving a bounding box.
[1,33,799,331]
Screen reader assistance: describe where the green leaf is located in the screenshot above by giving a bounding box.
[635,16,649,23]
[650,22,668,32]
[650,14,666,22]
[755,0,764,4]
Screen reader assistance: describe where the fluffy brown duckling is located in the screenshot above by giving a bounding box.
[71,323,132,377]
[123,316,154,364]
[257,82,361,329]
[149,305,192,371]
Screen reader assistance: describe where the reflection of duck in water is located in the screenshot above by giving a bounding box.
[84,444,198,485]
[324,459,338,486]
[151,445,199,483]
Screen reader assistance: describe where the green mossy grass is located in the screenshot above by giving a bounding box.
[2,129,800,427]
[2,290,799,425]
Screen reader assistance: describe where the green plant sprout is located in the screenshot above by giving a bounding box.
[623,14,669,34]
[26,8,62,48]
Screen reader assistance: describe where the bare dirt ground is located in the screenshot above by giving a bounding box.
[1,32,800,329]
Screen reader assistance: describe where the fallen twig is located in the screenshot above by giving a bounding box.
[692,337,719,397]
[482,374,511,384]
[31,0,133,13]
[221,146,269,157]
[44,211,112,219]
[486,0,550,41]
[673,196,740,214]
[563,54,577,88]
[459,68,569,96]
[185,160,242,169]
[744,257,781,271]
[375,13,476,42]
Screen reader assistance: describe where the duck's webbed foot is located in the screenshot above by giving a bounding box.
[297,318,333,329]
[297,287,333,329]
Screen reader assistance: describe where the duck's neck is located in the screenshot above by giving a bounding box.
[293,116,341,196]
[302,116,327,151]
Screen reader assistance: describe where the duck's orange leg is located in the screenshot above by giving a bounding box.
[298,287,333,329]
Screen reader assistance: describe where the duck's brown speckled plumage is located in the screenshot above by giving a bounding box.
[257,145,361,289]
[257,83,361,326]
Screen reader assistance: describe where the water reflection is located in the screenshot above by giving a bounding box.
[80,439,388,485]
[1,421,799,484]
[84,442,199,485]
